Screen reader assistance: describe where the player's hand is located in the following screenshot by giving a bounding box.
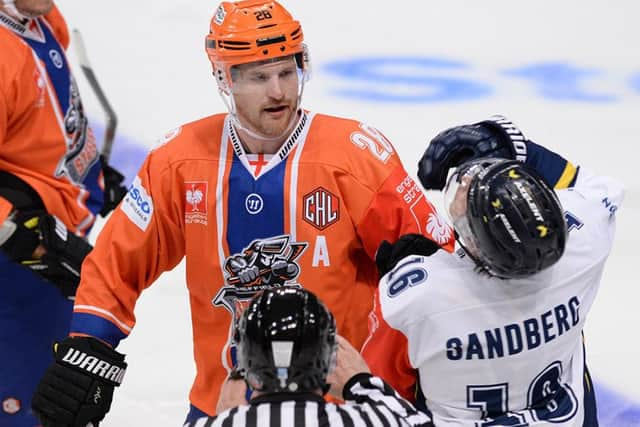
[418,115,527,190]
[99,155,127,217]
[238,266,259,284]
[1,212,93,299]
[375,234,440,278]
[216,375,248,414]
[32,336,127,427]
[326,335,370,400]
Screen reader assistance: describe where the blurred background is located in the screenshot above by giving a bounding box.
[56,0,639,425]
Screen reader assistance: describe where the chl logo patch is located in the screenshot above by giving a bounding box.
[185,182,208,225]
[303,187,340,231]
[2,397,20,415]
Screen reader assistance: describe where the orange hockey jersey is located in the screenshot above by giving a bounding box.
[71,111,454,414]
[0,6,103,233]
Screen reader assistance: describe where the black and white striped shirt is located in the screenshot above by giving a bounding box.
[186,374,433,427]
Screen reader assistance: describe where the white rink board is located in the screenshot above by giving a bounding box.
[56,1,640,425]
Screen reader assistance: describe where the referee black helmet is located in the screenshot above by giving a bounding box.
[235,286,337,393]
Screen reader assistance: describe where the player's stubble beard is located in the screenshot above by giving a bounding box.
[234,96,299,151]
[10,0,53,17]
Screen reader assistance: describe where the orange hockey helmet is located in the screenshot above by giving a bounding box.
[205,0,309,93]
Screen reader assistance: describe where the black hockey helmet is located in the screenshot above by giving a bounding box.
[445,158,567,278]
[235,286,337,393]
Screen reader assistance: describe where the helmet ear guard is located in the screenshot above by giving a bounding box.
[235,286,337,394]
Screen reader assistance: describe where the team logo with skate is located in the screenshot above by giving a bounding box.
[2,397,20,415]
[55,76,99,184]
[213,235,307,317]
[303,187,340,230]
[185,182,208,225]
[426,212,452,244]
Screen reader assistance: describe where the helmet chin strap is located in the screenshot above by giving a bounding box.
[230,107,300,143]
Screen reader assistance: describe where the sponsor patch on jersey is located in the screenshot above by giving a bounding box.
[2,397,20,415]
[303,187,340,230]
[426,212,453,244]
[185,181,208,225]
[121,176,154,231]
[245,193,264,215]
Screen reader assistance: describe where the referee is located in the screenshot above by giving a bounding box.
[186,287,433,427]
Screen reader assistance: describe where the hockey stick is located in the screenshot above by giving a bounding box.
[71,29,118,164]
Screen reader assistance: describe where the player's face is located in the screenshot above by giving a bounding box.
[14,0,54,17]
[448,175,471,222]
[231,57,300,139]
[444,171,482,259]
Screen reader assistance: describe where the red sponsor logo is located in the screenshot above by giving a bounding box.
[185,182,208,225]
[303,187,340,230]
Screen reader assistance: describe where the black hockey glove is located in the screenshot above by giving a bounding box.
[375,234,441,278]
[417,115,529,190]
[32,336,127,427]
[0,211,93,299]
[99,155,127,217]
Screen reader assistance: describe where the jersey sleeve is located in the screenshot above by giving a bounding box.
[343,374,434,426]
[523,140,578,189]
[361,288,418,402]
[340,124,454,259]
[558,167,624,252]
[0,60,7,146]
[70,151,186,346]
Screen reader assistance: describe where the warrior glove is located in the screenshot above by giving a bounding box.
[32,337,127,427]
[418,115,529,190]
[375,233,441,278]
[99,155,127,217]
[0,211,93,299]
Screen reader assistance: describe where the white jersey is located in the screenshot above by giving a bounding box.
[362,168,624,427]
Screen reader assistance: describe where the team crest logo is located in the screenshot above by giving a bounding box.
[303,187,340,230]
[426,212,452,244]
[185,182,208,225]
[213,235,307,317]
[55,76,98,184]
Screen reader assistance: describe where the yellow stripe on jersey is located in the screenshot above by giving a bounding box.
[555,162,577,189]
